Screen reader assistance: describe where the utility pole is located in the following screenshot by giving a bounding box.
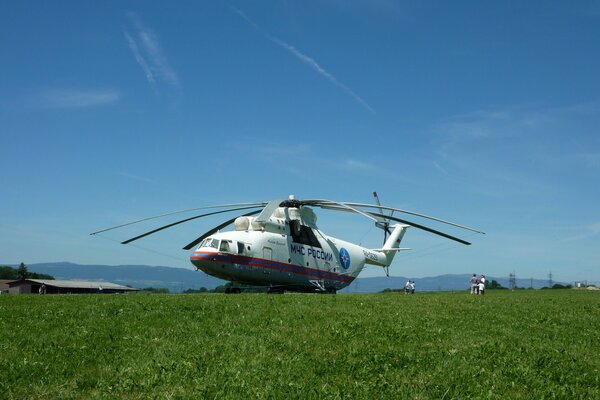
[548,271,553,288]
[509,272,516,290]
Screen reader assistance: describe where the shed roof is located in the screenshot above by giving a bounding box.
[0,280,13,290]
[8,279,138,291]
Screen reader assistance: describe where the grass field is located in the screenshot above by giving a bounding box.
[1,290,599,399]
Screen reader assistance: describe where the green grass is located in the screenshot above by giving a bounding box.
[1,290,599,399]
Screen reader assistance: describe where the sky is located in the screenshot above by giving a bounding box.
[2,1,599,285]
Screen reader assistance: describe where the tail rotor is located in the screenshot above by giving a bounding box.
[373,192,393,245]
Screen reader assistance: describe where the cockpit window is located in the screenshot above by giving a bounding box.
[206,238,219,249]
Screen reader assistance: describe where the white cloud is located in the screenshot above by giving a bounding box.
[433,161,449,175]
[256,143,312,156]
[436,103,599,142]
[578,153,600,168]
[124,13,179,90]
[33,88,120,109]
[124,30,155,87]
[339,159,376,172]
[564,222,600,242]
[435,108,521,140]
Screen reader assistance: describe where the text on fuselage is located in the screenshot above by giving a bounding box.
[290,244,334,262]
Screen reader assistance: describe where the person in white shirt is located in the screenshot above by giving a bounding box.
[478,276,486,295]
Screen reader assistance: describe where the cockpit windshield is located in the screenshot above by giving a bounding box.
[200,238,219,249]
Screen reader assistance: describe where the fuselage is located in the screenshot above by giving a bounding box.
[190,230,376,292]
[189,207,393,292]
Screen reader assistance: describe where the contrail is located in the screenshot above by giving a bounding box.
[229,6,375,114]
[124,12,180,90]
[124,30,156,87]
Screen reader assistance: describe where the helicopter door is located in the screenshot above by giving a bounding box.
[263,247,272,260]
[262,247,273,277]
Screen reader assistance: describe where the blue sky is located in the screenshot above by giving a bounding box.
[2,1,599,284]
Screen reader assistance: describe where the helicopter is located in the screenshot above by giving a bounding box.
[91,193,484,294]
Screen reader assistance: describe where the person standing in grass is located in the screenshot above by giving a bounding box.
[470,274,478,294]
[478,275,486,295]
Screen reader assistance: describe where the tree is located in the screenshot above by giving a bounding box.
[488,280,506,289]
[551,283,572,289]
[140,287,170,294]
[0,266,18,279]
[183,287,209,294]
[17,263,28,280]
[0,266,54,280]
[29,272,55,280]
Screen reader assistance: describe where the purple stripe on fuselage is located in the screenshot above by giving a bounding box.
[190,252,354,283]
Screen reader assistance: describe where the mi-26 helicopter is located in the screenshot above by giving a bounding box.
[92,193,484,293]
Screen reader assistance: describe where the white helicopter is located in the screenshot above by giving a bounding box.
[92,193,484,293]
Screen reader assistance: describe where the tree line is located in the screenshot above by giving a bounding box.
[0,263,55,280]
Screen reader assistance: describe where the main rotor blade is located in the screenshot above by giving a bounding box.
[301,199,379,223]
[121,206,262,245]
[365,211,472,245]
[307,200,485,235]
[182,210,261,250]
[90,202,267,236]
[373,192,386,216]
[305,199,473,244]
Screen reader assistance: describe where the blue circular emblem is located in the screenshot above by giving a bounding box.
[339,248,351,270]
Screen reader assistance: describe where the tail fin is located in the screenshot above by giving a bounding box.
[367,224,410,276]
[382,224,410,266]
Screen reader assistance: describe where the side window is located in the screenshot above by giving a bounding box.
[219,240,231,252]
[237,242,245,254]
[207,239,219,249]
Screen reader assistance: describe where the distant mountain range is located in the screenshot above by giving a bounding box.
[27,262,222,293]
[342,274,557,293]
[22,262,563,293]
